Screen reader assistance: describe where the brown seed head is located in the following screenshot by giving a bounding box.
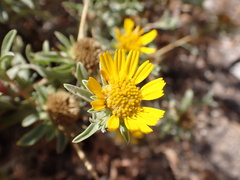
[72,38,103,75]
[47,92,80,126]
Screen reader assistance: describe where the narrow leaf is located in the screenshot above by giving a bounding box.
[1,30,17,56]
[64,83,92,102]
[21,113,39,127]
[76,62,89,86]
[72,122,100,143]
[54,31,71,49]
[119,124,130,143]
[56,130,68,153]
[17,122,48,146]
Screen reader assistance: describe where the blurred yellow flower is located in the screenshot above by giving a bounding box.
[115,18,157,54]
[86,49,165,134]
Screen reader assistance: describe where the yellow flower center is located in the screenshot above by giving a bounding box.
[119,33,142,51]
[102,78,142,118]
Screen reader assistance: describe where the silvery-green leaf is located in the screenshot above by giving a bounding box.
[72,122,100,143]
[33,52,71,65]
[179,89,194,112]
[64,83,92,102]
[119,123,130,143]
[45,125,57,141]
[52,63,74,73]
[69,35,76,45]
[22,113,39,127]
[20,0,35,9]
[0,52,14,62]
[0,52,14,70]
[25,44,33,63]
[17,122,48,146]
[42,40,50,52]
[76,62,89,86]
[56,130,68,153]
[54,31,71,49]
[34,85,48,104]
[1,29,17,57]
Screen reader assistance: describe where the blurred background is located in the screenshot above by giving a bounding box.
[0,0,240,179]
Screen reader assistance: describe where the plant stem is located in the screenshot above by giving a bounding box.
[3,71,36,106]
[72,143,100,180]
[151,35,197,62]
[61,126,99,180]
[78,0,90,40]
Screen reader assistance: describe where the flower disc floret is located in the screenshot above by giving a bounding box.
[102,78,142,118]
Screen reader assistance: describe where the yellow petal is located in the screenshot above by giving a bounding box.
[114,49,126,75]
[90,100,105,111]
[141,78,166,100]
[137,120,153,134]
[132,60,154,84]
[138,107,165,126]
[107,115,120,131]
[124,117,139,132]
[140,47,156,54]
[125,50,139,78]
[86,77,104,98]
[124,18,134,34]
[100,51,115,77]
[115,27,121,40]
[140,29,157,45]
[100,70,109,84]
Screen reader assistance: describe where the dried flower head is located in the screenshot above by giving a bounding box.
[72,38,103,75]
[47,91,80,126]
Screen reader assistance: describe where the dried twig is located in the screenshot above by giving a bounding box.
[78,0,90,40]
[151,35,198,62]
[61,126,99,180]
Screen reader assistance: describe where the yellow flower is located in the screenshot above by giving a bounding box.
[86,49,166,134]
[115,18,157,54]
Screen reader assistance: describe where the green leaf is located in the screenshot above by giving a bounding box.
[45,125,57,141]
[52,63,74,73]
[76,62,89,86]
[56,130,68,153]
[25,44,33,63]
[64,83,92,102]
[17,122,48,146]
[54,31,71,49]
[119,123,130,143]
[0,52,15,62]
[33,52,71,65]
[1,30,17,57]
[21,113,39,127]
[20,0,35,9]
[42,40,50,52]
[34,85,48,104]
[179,89,194,112]
[72,122,100,143]
[69,35,76,45]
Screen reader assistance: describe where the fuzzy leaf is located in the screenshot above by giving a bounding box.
[45,125,57,141]
[56,130,68,153]
[1,29,17,57]
[119,123,130,143]
[21,113,39,127]
[72,122,100,143]
[179,89,194,112]
[64,83,92,102]
[17,122,48,146]
[54,31,71,49]
[76,62,89,86]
